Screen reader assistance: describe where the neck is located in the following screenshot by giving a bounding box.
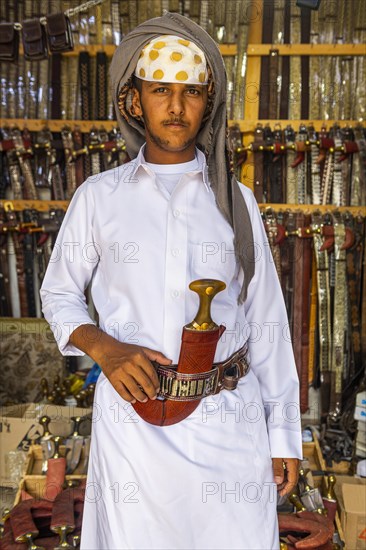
[144,139,196,164]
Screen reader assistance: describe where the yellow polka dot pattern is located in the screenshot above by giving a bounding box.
[134,34,208,85]
[176,71,188,81]
[153,69,164,80]
[149,50,159,61]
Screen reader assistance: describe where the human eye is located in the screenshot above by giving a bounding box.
[187,88,200,95]
[154,86,168,93]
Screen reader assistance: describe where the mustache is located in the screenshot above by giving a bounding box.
[163,119,188,126]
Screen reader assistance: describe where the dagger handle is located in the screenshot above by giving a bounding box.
[324,474,336,501]
[289,493,306,512]
[70,417,82,437]
[39,416,51,438]
[53,436,62,459]
[53,525,74,549]
[186,279,226,330]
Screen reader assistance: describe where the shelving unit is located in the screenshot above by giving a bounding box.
[242,0,365,201]
[1,199,365,216]
[1,0,365,214]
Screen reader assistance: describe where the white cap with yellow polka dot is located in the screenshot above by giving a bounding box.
[134,34,208,85]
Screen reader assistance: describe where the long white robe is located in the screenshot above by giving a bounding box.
[40,146,302,549]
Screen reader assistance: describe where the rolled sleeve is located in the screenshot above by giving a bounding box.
[40,180,98,356]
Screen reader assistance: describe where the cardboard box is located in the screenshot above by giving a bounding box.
[0,403,91,486]
[334,475,366,550]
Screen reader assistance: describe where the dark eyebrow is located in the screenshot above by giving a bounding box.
[147,82,204,89]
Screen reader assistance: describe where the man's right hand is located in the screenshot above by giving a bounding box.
[69,325,172,403]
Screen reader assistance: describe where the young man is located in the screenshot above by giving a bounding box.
[40,12,302,550]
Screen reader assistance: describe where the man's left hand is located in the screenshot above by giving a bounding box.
[272,457,300,497]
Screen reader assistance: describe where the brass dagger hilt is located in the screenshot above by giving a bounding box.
[70,417,82,438]
[52,436,62,459]
[324,474,336,501]
[289,493,306,512]
[185,279,226,331]
[39,416,51,438]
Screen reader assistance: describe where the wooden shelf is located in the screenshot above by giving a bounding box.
[0,200,69,211]
[2,199,365,216]
[18,43,237,58]
[3,118,363,134]
[257,203,366,215]
[234,120,365,132]
[0,118,118,133]
[247,43,366,56]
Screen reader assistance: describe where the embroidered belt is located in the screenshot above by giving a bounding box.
[153,343,250,402]
[329,213,347,419]
[312,212,332,418]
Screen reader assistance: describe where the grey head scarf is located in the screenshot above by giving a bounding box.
[110,11,255,304]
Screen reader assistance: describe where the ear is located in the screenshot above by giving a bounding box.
[131,87,143,117]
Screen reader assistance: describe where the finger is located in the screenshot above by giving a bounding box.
[130,367,159,400]
[272,458,284,485]
[118,382,136,404]
[143,347,173,366]
[279,479,297,497]
[137,353,161,389]
[122,374,150,403]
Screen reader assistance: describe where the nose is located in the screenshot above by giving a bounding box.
[168,91,185,117]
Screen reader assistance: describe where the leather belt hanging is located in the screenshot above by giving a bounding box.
[300,214,313,413]
[309,9,320,120]
[285,125,297,204]
[308,254,318,386]
[259,0,274,120]
[253,124,264,203]
[11,128,38,200]
[263,208,281,278]
[279,0,290,119]
[23,208,37,318]
[61,127,77,199]
[0,207,11,316]
[262,125,274,203]
[300,6,311,120]
[312,212,332,420]
[309,124,322,205]
[284,211,297,333]
[89,127,102,175]
[329,214,347,420]
[271,126,284,204]
[321,140,334,205]
[345,214,364,379]
[2,126,22,200]
[295,125,307,205]
[3,202,29,317]
[95,51,108,120]
[72,128,85,187]
[289,4,301,120]
[50,53,62,119]
[269,49,279,120]
[292,212,304,383]
[79,51,92,179]
[331,126,344,206]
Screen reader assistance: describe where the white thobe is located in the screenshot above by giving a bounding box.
[40,146,302,550]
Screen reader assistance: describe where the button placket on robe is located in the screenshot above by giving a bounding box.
[162,180,188,356]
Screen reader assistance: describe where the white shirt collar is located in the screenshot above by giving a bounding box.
[129,144,210,192]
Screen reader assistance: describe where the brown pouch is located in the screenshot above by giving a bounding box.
[0,23,19,62]
[46,13,74,53]
[22,18,48,60]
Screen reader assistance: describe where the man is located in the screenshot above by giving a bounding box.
[40,12,302,550]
